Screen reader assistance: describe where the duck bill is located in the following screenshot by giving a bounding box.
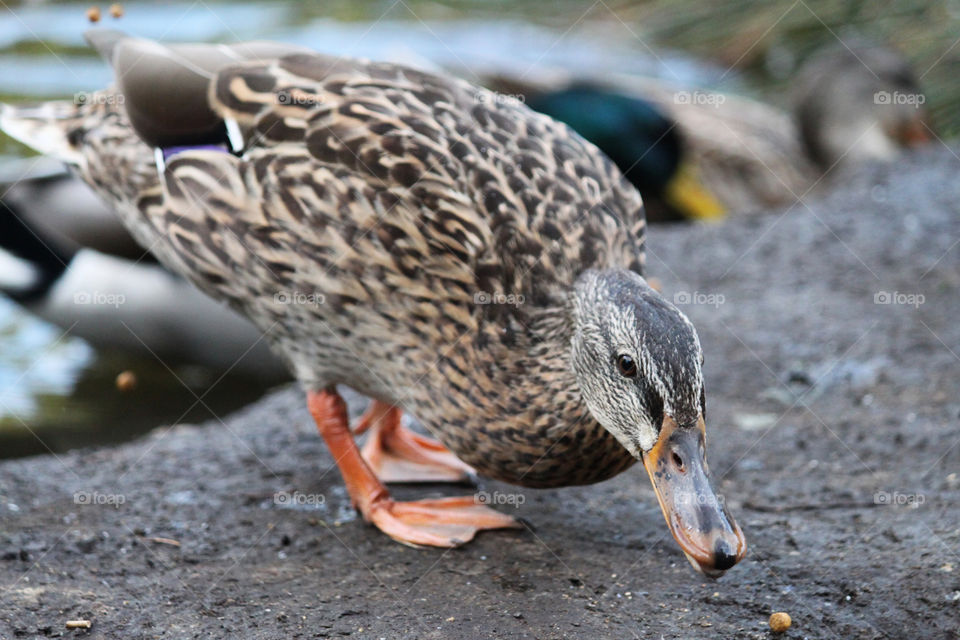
[899,113,932,147]
[641,415,746,578]
[662,162,726,221]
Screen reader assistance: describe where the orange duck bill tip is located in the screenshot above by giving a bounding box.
[642,415,746,578]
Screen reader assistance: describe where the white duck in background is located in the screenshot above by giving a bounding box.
[0,158,289,380]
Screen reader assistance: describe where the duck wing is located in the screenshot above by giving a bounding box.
[88,32,647,318]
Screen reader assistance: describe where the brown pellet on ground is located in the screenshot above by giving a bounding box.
[769,611,791,633]
[115,370,137,392]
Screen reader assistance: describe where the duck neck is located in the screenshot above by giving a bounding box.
[513,303,575,380]
[419,295,635,488]
[486,296,579,409]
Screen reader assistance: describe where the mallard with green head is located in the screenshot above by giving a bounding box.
[522,86,725,223]
[1,29,746,577]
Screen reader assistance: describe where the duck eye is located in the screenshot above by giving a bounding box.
[616,354,637,378]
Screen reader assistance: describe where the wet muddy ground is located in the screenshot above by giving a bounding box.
[1,147,959,639]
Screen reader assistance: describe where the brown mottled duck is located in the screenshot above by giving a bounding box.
[0,30,746,577]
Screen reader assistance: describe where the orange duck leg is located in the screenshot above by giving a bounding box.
[353,400,475,483]
[307,389,520,547]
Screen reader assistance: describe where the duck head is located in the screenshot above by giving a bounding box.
[794,43,930,169]
[569,268,745,578]
[525,86,725,223]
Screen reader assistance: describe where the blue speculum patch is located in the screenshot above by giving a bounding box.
[161,144,229,161]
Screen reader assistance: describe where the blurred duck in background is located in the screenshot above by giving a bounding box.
[482,42,930,218]
[522,86,726,223]
[791,43,931,169]
[0,158,289,381]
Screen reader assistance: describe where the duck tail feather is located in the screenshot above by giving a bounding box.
[84,28,129,64]
[0,101,86,166]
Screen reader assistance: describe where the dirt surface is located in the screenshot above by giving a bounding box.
[2,147,959,639]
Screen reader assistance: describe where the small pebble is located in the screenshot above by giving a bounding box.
[109,3,123,17]
[116,370,137,392]
[66,619,92,629]
[86,6,100,22]
[769,611,791,633]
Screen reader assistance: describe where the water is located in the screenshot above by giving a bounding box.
[0,1,728,101]
[0,297,91,417]
[0,296,281,458]
[0,0,731,458]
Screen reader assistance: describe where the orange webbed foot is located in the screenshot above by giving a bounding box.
[368,496,521,548]
[308,390,519,548]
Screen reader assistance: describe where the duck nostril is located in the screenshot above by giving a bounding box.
[672,451,685,472]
